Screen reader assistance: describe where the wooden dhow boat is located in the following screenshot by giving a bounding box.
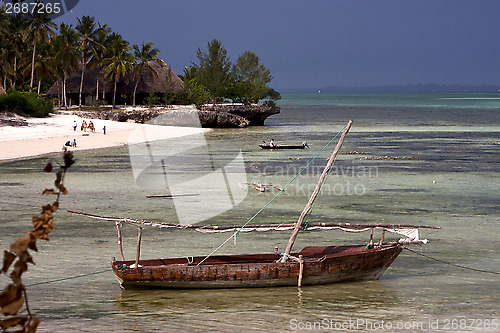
[70,120,439,289]
[259,141,309,149]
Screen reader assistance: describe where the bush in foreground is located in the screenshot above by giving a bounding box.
[0,91,53,117]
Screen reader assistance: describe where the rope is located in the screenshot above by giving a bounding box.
[0,200,40,208]
[302,134,346,229]
[25,268,113,287]
[404,247,500,275]
[197,123,349,266]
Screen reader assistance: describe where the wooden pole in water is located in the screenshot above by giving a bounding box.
[135,227,142,268]
[298,255,304,287]
[282,120,353,260]
[115,222,125,261]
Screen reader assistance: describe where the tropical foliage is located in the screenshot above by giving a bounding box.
[0,91,52,116]
[184,39,280,106]
[0,9,278,114]
[132,41,161,106]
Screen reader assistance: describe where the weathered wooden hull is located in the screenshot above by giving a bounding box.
[259,144,307,149]
[112,244,403,289]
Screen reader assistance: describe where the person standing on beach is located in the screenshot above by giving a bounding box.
[103,126,106,135]
[73,121,77,131]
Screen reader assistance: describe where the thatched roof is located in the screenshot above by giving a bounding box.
[0,85,6,95]
[46,68,109,95]
[117,59,185,94]
[46,58,184,96]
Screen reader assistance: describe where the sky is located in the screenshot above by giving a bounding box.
[52,0,500,91]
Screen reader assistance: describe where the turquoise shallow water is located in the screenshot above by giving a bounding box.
[0,93,499,332]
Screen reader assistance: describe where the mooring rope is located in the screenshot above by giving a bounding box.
[25,268,113,287]
[0,200,40,208]
[404,247,500,275]
[196,123,350,266]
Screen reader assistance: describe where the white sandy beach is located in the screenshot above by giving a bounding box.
[0,112,209,161]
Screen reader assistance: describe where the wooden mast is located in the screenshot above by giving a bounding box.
[281,120,353,260]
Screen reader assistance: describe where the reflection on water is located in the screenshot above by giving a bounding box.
[110,282,400,332]
[0,94,499,332]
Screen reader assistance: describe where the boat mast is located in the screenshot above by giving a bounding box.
[281,120,353,261]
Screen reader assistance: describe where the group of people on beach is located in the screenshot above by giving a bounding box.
[72,120,106,135]
[74,120,95,132]
[66,119,107,149]
[65,139,77,147]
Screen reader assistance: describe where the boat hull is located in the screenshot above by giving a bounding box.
[112,244,403,289]
[259,144,307,149]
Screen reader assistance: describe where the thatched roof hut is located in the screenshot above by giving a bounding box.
[46,59,185,105]
[117,59,185,94]
[0,85,6,95]
[46,68,109,96]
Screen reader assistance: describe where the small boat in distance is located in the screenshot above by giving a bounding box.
[259,141,309,149]
[70,120,439,289]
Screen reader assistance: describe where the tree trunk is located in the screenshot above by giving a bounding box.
[96,78,99,101]
[63,72,68,110]
[30,41,37,89]
[112,76,117,109]
[13,57,17,89]
[37,80,41,95]
[79,59,85,109]
[133,79,139,106]
[58,81,61,109]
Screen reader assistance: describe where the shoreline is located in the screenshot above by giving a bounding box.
[0,111,210,162]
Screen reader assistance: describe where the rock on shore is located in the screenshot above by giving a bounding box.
[75,104,279,128]
[0,112,28,126]
[200,104,280,126]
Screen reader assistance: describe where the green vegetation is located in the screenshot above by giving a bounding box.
[184,39,280,106]
[0,8,279,115]
[0,91,52,116]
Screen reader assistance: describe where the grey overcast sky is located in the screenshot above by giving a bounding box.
[55,0,500,91]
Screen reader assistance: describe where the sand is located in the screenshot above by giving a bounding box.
[0,112,209,161]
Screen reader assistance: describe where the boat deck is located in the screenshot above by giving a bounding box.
[112,244,393,267]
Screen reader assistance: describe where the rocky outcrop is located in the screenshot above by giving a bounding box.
[198,110,250,128]
[77,109,164,124]
[0,112,28,126]
[73,103,279,128]
[201,103,280,126]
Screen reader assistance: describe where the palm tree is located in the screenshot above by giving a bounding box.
[75,15,101,108]
[24,7,58,90]
[3,13,29,89]
[132,42,161,106]
[0,47,14,90]
[0,6,9,37]
[102,33,134,109]
[31,45,54,94]
[53,23,80,108]
[0,8,12,89]
[89,23,112,101]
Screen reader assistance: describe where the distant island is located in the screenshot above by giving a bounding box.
[0,10,281,127]
[285,84,500,94]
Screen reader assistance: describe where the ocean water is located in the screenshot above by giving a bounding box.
[0,93,499,332]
